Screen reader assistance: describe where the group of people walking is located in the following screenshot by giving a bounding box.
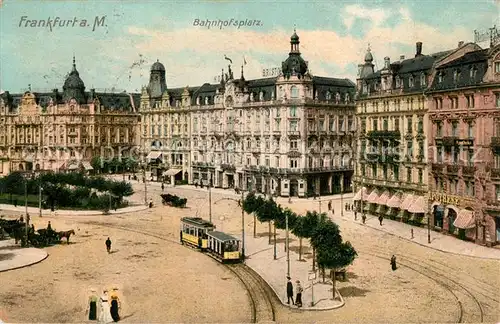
[87,288,121,322]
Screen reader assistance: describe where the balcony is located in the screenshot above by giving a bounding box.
[442,136,459,147]
[447,164,460,174]
[462,165,476,176]
[432,163,445,173]
[287,131,301,137]
[367,130,401,139]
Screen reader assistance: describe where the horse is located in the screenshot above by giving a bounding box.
[58,229,75,244]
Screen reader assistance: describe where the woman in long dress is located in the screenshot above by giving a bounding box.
[98,290,113,323]
[109,288,121,322]
[87,289,99,320]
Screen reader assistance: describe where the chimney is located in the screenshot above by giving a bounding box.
[458,41,464,47]
[384,57,391,69]
[90,88,95,100]
[400,55,405,60]
[415,42,423,57]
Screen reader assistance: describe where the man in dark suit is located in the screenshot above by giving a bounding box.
[286,276,294,305]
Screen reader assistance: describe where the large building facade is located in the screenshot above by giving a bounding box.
[140,31,356,197]
[0,57,140,174]
[353,42,444,226]
[427,41,500,246]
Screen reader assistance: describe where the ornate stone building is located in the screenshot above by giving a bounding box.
[427,41,500,246]
[0,57,140,175]
[140,31,356,196]
[353,42,451,226]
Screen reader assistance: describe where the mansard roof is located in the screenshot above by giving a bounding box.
[429,48,489,92]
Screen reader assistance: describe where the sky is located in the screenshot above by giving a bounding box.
[0,0,499,94]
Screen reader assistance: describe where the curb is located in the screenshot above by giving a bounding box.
[245,251,345,311]
[342,216,500,260]
[0,204,148,217]
[0,250,49,273]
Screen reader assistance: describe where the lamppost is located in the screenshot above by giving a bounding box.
[142,165,147,206]
[285,208,290,278]
[209,177,213,223]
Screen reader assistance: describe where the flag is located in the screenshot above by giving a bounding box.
[243,56,247,65]
[224,55,233,64]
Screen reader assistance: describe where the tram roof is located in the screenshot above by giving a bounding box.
[181,217,214,228]
[207,231,240,242]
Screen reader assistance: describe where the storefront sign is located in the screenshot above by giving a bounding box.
[429,192,474,206]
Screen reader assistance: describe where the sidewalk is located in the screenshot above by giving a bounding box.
[334,209,500,260]
[0,239,48,272]
[243,232,344,310]
[0,204,148,217]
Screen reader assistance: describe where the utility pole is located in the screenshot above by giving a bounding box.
[38,183,42,217]
[273,222,277,260]
[209,177,212,223]
[286,209,290,278]
[143,167,147,205]
[241,190,245,260]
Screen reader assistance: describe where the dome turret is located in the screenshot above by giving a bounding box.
[281,29,308,79]
[364,46,373,63]
[62,56,86,104]
[151,59,165,71]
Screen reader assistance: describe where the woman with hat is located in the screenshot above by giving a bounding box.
[86,288,99,320]
[98,289,113,323]
[109,287,121,322]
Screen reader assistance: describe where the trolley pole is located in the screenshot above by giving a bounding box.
[286,210,290,278]
[241,190,245,260]
[209,179,212,223]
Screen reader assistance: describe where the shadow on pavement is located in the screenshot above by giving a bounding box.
[337,286,370,298]
[0,253,15,261]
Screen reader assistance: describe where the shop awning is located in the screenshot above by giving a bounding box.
[386,192,403,208]
[147,151,162,159]
[54,161,65,170]
[377,190,391,205]
[353,187,368,201]
[408,195,426,214]
[400,194,415,211]
[68,163,79,170]
[453,209,476,229]
[367,190,379,204]
[164,168,182,176]
[82,161,93,170]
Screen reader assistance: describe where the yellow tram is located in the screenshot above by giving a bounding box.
[180,217,215,250]
[206,231,241,263]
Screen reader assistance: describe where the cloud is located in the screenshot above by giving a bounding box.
[343,4,389,30]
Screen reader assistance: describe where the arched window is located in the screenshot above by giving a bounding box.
[259,91,264,101]
[420,73,426,86]
[438,72,443,83]
[395,76,401,88]
[325,91,331,100]
[409,75,414,87]
[335,92,341,103]
[196,96,201,105]
[345,93,350,103]
[290,86,299,98]
[204,97,209,105]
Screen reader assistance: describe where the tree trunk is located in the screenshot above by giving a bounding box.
[253,214,256,238]
[332,269,337,300]
[322,267,326,283]
[273,222,277,259]
[268,222,271,245]
[312,247,316,271]
[298,237,302,261]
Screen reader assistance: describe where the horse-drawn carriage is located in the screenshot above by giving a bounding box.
[0,218,75,247]
[160,194,187,208]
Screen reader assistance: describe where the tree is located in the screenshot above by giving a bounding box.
[91,156,103,174]
[310,219,343,282]
[2,172,25,197]
[291,216,308,261]
[316,241,357,300]
[302,210,328,271]
[256,197,280,245]
[242,192,268,241]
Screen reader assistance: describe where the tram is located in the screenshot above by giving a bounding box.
[180,216,242,263]
[180,217,215,250]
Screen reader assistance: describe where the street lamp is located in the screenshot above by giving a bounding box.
[209,177,213,223]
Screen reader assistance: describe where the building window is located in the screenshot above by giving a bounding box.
[470,67,477,80]
[452,147,459,163]
[420,73,426,86]
[361,165,366,176]
[372,119,378,131]
[393,165,399,181]
[289,158,298,168]
[468,149,474,166]
[291,86,299,99]
[290,140,298,150]
[407,117,412,133]
[265,157,270,166]
[452,121,458,137]
[289,120,298,131]
[394,118,400,131]
[406,167,412,183]
[409,75,414,87]
[468,123,474,138]
[496,93,500,108]
[466,94,475,108]
[372,165,377,178]
[495,62,500,73]
[438,72,443,83]
[453,70,460,83]
[326,91,331,100]
[290,106,297,117]
[383,118,388,131]
[275,156,280,168]
[418,118,423,133]
[496,185,500,201]
[418,169,423,184]
[406,141,413,159]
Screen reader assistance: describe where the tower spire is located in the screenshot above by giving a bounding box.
[72,54,76,71]
[240,65,244,80]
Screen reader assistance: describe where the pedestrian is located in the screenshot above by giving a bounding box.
[391,255,397,271]
[295,280,303,307]
[19,215,24,223]
[411,228,414,239]
[161,183,165,192]
[288,196,292,204]
[354,211,358,220]
[99,289,113,323]
[110,288,121,322]
[194,181,198,188]
[200,181,204,189]
[47,221,52,231]
[128,175,131,181]
[86,288,99,321]
[378,215,383,226]
[14,199,17,207]
[332,208,335,216]
[286,276,294,305]
[106,237,112,253]
[362,214,366,224]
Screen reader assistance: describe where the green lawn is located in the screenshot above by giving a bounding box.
[0,193,40,208]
